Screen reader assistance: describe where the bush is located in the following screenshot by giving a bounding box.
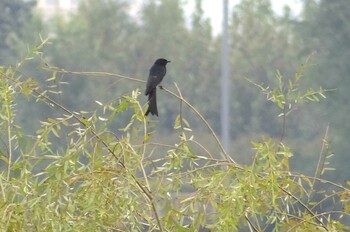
[1,43,349,231]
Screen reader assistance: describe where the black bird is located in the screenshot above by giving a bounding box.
[145,58,170,116]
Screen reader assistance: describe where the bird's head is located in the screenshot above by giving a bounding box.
[155,58,171,66]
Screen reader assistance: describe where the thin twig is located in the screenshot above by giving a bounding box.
[245,213,259,232]
[43,66,145,83]
[5,83,12,181]
[279,103,287,142]
[311,126,329,198]
[278,186,328,230]
[162,85,237,165]
[174,83,184,130]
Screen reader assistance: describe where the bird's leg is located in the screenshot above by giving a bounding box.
[159,85,163,90]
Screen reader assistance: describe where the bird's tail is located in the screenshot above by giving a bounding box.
[145,89,158,116]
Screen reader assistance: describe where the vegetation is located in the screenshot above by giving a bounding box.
[1,41,349,231]
[0,0,35,64]
[1,0,350,230]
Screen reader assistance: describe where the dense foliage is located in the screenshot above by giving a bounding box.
[1,0,350,230]
[1,42,349,231]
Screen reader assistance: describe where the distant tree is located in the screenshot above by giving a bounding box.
[298,0,350,181]
[181,0,220,127]
[229,0,302,137]
[0,0,35,64]
[138,0,220,129]
[41,0,138,114]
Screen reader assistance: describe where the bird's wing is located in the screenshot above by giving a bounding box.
[150,65,166,78]
[145,65,166,95]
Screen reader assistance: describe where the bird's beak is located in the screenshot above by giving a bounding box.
[167,61,171,63]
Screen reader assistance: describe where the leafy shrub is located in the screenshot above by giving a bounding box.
[1,42,349,231]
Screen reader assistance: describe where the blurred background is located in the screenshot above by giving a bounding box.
[1,0,349,183]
